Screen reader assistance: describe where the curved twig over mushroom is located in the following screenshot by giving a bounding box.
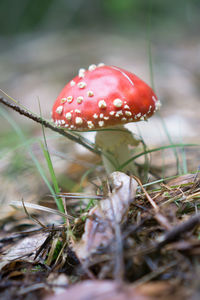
[52,64,161,173]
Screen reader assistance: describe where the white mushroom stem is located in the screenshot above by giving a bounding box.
[95,125,141,174]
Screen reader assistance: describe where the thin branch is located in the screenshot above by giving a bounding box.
[158,213,200,248]
[0,97,101,155]
[132,260,177,287]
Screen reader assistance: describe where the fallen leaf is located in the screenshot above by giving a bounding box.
[74,172,137,260]
[0,232,48,271]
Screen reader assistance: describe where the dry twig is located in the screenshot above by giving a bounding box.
[0,97,101,155]
[133,176,172,230]
[158,213,200,248]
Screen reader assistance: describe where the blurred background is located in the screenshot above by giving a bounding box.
[0,0,200,136]
[0,0,200,212]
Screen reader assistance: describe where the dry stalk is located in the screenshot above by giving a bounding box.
[132,176,172,230]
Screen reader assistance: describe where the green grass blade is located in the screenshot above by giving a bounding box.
[119,143,200,171]
[38,99,64,213]
[159,115,182,174]
[30,151,57,196]
[40,142,64,213]
[146,0,155,91]
[146,2,183,175]
[180,145,187,174]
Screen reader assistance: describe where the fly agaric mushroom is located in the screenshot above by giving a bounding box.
[52,64,161,173]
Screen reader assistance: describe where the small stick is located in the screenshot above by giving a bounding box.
[132,260,177,287]
[158,213,200,247]
[133,175,172,230]
[0,97,101,155]
[133,176,159,211]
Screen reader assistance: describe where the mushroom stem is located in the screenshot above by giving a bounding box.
[95,126,141,174]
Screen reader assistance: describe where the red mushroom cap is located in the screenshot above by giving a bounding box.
[52,64,161,130]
